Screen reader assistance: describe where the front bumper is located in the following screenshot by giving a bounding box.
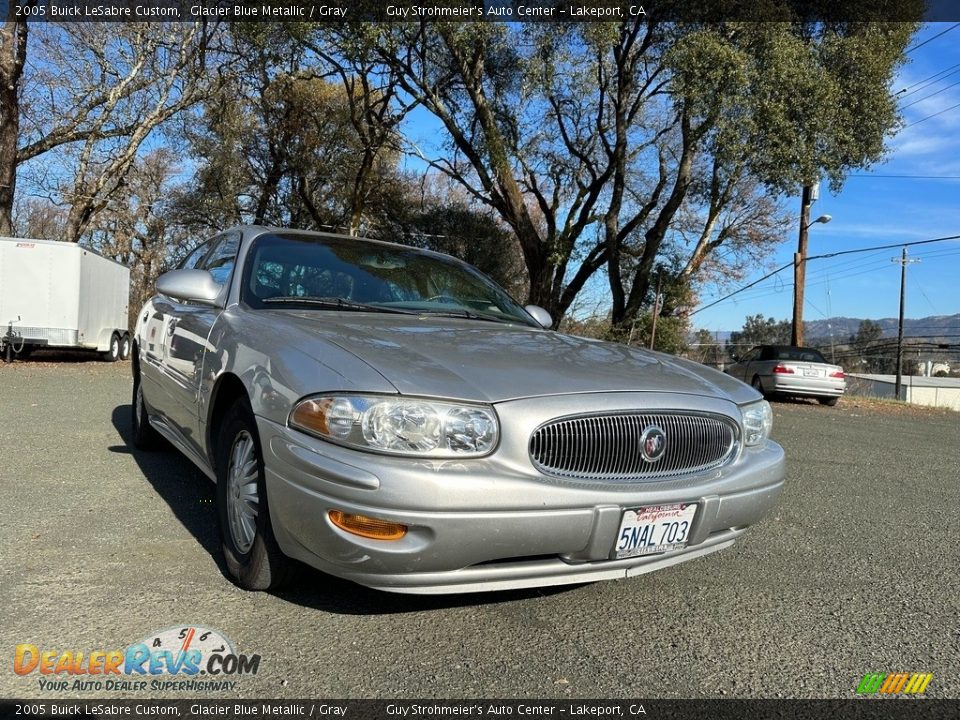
[257,393,786,594]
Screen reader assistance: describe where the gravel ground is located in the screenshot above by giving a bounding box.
[1,361,957,700]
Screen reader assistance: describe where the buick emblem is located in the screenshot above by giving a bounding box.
[639,426,667,463]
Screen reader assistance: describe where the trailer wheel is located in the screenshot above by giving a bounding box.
[102,332,121,362]
[119,333,131,361]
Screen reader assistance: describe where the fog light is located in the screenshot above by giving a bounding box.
[328,510,408,540]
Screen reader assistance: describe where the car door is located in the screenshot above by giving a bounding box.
[159,232,240,455]
[139,240,214,424]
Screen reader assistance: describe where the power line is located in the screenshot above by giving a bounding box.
[895,62,960,97]
[848,174,960,179]
[903,100,960,128]
[690,233,960,316]
[905,23,960,55]
[900,78,960,110]
[809,234,960,262]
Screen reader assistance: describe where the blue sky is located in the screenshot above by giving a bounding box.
[693,22,960,333]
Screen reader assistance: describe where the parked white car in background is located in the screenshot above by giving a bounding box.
[726,345,846,406]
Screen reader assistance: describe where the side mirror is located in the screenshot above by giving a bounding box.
[524,305,553,329]
[156,269,223,305]
[730,353,740,362]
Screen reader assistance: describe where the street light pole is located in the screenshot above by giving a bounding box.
[792,185,813,347]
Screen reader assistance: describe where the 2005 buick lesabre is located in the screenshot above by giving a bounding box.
[132,226,785,594]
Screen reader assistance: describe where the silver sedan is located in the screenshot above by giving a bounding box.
[725,345,846,406]
[132,226,785,594]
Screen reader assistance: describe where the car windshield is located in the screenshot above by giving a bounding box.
[773,347,828,363]
[242,233,537,326]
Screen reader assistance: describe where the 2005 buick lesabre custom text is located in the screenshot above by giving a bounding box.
[132,226,785,594]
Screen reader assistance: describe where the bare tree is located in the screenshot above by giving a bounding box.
[0,19,28,235]
[17,22,213,242]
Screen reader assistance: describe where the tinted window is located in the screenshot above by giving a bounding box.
[242,233,536,325]
[774,347,827,363]
[202,234,240,285]
[178,242,211,270]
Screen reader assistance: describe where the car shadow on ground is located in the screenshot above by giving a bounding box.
[765,394,833,408]
[111,404,577,615]
[8,349,120,363]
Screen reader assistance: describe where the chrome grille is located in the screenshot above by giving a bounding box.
[529,412,738,482]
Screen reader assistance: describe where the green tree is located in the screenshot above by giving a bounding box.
[727,314,793,357]
[691,328,724,367]
[849,319,888,372]
[361,18,916,330]
[851,319,883,350]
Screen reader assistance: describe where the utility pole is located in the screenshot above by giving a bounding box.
[792,185,813,347]
[792,184,832,347]
[892,248,920,400]
[649,273,663,350]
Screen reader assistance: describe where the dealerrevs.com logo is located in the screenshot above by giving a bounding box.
[14,625,260,693]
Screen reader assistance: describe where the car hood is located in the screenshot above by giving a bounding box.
[274,311,759,405]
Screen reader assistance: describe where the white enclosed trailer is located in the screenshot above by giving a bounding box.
[0,237,130,361]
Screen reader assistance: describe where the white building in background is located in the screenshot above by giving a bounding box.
[916,360,950,377]
[846,374,960,411]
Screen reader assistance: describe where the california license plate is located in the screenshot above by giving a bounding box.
[613,503,697,559]
[803,369,819,377]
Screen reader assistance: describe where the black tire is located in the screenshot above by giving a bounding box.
[131,371,163,450]
[118,333,132,361]
[215,398,292,591]
[751,375,766,397]
[819,396,839,407]
[102,332,121,362]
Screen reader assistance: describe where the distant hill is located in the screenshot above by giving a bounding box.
[803,313,960,341]
[696,313,960,344]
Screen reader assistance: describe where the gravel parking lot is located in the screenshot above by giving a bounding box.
[1,361,958,699]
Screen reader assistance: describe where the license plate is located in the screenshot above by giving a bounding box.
[803,369,819,377]
[613,503,697,559]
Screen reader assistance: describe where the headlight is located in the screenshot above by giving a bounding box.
[289,394,499,457]
[741,400,773,446]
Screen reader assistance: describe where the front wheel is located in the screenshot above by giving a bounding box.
[131,372,163,450]
[819,396,840,407]
[215,399,293,591]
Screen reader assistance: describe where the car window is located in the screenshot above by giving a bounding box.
[201,234,241,285]
[774,347,827,363]
[242,233,537,325]
[760,346,777,361]
[178,242,211,271]
[741,348,759,363]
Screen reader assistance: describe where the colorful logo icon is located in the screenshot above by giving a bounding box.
[856,672,933,695]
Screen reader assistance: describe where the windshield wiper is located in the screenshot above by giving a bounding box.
[420,309,517,325]
[262,296,418,315]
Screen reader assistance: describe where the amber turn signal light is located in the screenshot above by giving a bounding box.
[328,510,408,541]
